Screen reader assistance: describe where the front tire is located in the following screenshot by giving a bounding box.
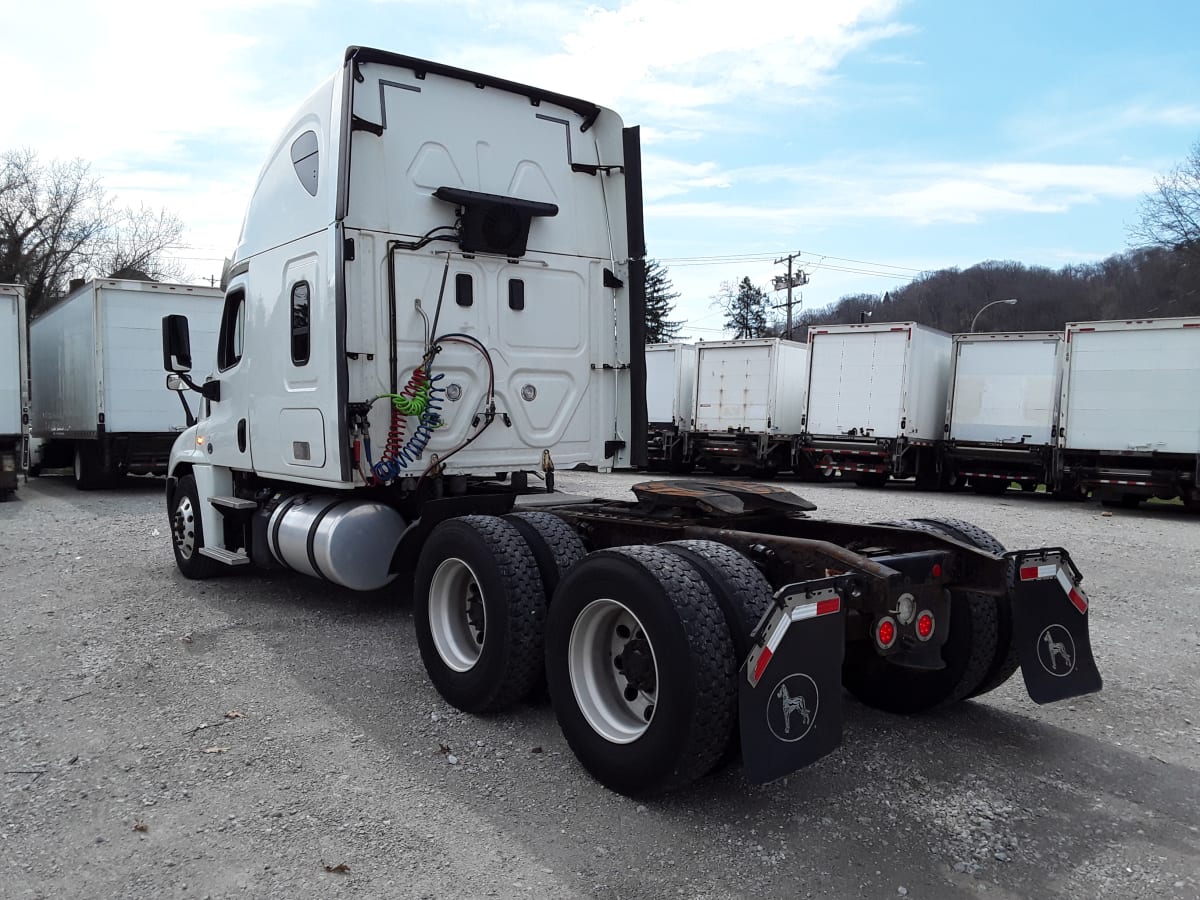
[414,516,547,713]
[169,475,223,579]
[546,546,737,795]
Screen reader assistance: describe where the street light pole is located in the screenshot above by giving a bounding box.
[970,297,1019,332]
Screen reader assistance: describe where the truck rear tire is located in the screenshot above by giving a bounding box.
[844,519,999,713]
[912,517,1019,699]
[413,515,546,713]
[169,475,225,579]
[503,511,587,601]
[658,540,772,664]
[545,545,737,795]
[73,443,104,491]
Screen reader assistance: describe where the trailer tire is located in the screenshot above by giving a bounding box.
[169,475,224,579]
[503,511,587,601]
[73,443,104,491]
[912,517,1019,699]
[845,519,999,712]
[414,515,547,713]
[546,546,737,795]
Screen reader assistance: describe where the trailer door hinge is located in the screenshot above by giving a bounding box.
[590,363,630,370]
[344,238,356,261]
[351,114,384,136]
[571,163,625,176]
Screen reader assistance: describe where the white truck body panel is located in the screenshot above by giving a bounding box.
[645,343,698,428]
[0,284,27,438]
[212,49,633,486]
[31,280,221,436]
[806,323,952,441]
[693,338,807,434]
[1061,318,1200,454]
[948,333,1063,446]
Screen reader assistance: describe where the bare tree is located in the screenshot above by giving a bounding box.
[0,149,187,317]
[0,150,109,316]
[101,204,185,282]
[1132,139,1200,262]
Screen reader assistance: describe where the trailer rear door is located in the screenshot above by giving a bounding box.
[1064,324,1200,454]
[806,330,907,438]
[950,338,1059,445]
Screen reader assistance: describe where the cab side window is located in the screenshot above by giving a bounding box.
[217,289,245,371]
[291,281,310,366]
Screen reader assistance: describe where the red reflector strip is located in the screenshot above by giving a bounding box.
[753,647,773,682]
[1019,564,1058,581]
[790,596,842,622]
[1055,567,1088,614]
[1067,586,1088,615]
[816,597,841,617]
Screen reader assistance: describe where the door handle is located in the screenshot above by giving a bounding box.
[237,419,247,453]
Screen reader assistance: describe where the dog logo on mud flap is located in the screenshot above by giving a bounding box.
[1036,625,1076,677]
[766,673,819,742]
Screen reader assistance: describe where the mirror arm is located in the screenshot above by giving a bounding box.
[180,373,221,402]
[175,391,197,429]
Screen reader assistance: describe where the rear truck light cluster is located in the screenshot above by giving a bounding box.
[916,611,935,641]
[873,609,935,648]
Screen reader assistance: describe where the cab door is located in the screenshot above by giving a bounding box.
[201,279,254,471]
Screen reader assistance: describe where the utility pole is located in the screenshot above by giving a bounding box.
[772,252,809,339]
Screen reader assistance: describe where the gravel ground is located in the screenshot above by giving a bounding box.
[2,471,1199,899]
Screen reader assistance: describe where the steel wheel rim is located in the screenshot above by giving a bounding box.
[173,495,197,560]
[568,598,659,744]
[428,557,486,672]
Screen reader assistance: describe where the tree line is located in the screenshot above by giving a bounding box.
[646,136,1200,341]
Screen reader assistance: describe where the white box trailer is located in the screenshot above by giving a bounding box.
[1059,317,1200,506]
[690,337,808,475]
[0,284,29,498]
[801,322,951,484]
[943,332,1065,494]
[643,342,698,470]
[29,278,222,488]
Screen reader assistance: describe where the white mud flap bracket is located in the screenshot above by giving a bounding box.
[739,577,848,785]
[1007,548,1102,704]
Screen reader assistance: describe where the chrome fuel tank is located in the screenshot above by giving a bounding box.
[268,494,406,591]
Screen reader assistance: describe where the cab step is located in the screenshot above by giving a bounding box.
[198,547,252,566]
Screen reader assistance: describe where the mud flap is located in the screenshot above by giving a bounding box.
[739,579,847,785]
[1007,549,1102,704]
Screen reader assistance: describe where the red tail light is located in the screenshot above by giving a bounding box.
[916,611,935,641]
[875,616,897,649]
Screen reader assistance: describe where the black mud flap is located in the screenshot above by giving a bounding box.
[1007,549,1102,704]
[739,579,847,785]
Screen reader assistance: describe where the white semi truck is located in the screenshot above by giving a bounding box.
[162,47,1100,795]
[29,278,222,489]
[0,284,29,499]
[942,332,1065,494]
[800,322,952,486]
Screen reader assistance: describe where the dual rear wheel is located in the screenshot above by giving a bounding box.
[412,518,773,795]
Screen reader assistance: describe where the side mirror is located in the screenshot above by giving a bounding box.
[162,314,192,373]
[166,374,187,392]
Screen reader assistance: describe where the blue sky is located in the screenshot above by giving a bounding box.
[5,0,1199,338]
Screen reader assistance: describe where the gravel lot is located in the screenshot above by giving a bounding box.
[2,471,1199,899]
